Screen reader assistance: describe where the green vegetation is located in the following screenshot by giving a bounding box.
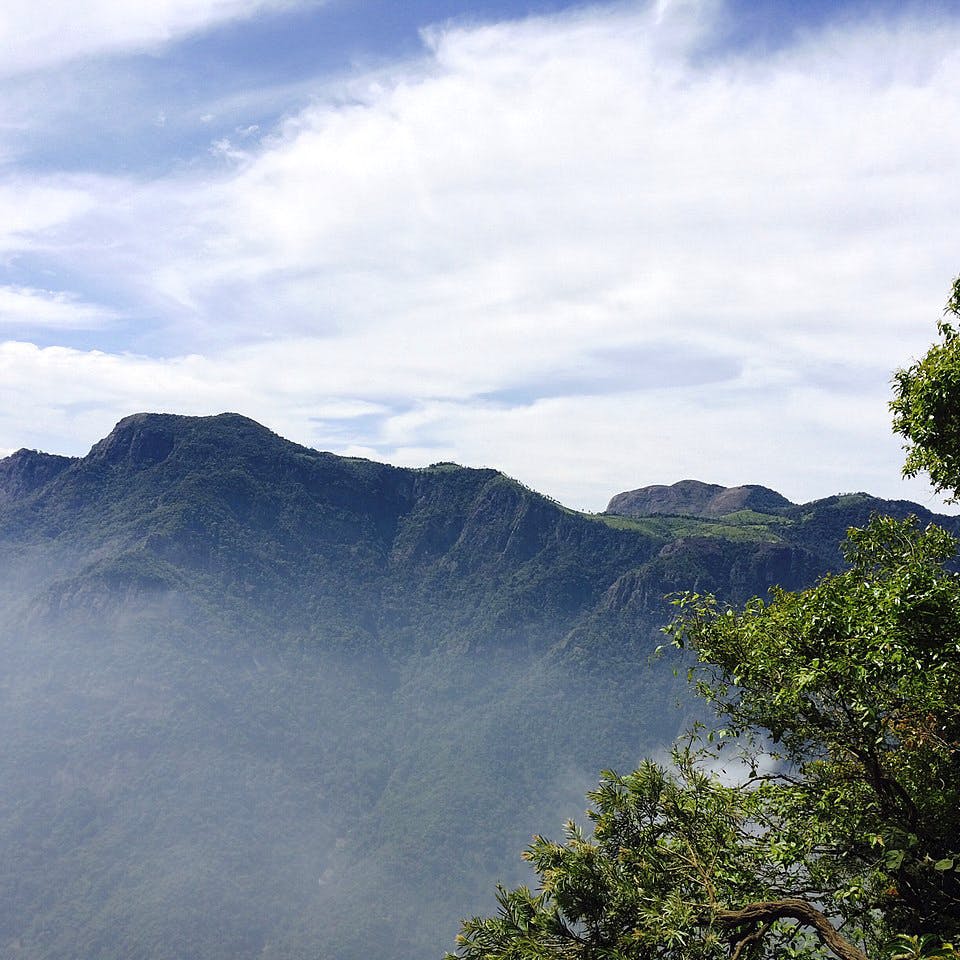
[1,387,958,958]
[448,283,960,960]
[449,519,960,960]
[595,511,790,543]
[893,276,960,502]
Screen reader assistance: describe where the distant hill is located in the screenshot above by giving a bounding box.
[604,477,950,573]
[0,413,954,960]
[607,479,794,518]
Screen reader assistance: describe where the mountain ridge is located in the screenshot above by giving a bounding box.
[3,412,954,648]
[3,410,944,535]
[1,413,957,960]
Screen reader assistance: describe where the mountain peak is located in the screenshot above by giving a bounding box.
[606,479,795,518]
[0,448,76,505]
[86,412,285,468]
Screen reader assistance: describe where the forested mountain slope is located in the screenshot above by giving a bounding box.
[0,413,952,960]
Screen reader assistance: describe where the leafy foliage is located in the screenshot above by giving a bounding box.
[677,515,960,948]
[892,276,960,501]
[451,515,960,960]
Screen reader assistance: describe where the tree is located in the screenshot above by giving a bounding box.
[892,275,960,502]
[448,283,960,960]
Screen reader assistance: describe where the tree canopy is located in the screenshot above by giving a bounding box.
[448,282,960,960]
[892,276,960,502]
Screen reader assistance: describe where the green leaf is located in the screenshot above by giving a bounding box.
[885,849,906,870]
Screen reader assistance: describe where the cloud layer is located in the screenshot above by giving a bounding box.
[0,0,310,76]
[2,1,960,510]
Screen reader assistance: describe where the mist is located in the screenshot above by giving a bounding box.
[0,574,687,960]
[1,413,936,959]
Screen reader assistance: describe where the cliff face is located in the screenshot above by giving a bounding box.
[0,447,74,506]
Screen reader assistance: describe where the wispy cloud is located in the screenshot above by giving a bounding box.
[0,0,316,77]
[0,177,98,251]
[0,286,119,329]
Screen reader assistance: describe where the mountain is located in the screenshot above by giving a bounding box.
[0,447,74,506]
[603,477,950,571]
[607,479,794,518]
[0,413,954,960]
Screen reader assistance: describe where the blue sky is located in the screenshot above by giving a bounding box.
[2,0,960,510]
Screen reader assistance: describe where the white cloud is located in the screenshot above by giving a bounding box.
[0,286,118,329]
[3,3,960,511]
[0,178,99,252]
[157,5,959,371]
[0,0,313,77]
[0,340,390,463]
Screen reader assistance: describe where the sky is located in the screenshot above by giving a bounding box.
[2,0,960,511]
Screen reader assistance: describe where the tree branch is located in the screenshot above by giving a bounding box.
[729,921,770,960]
[712,899,869,960]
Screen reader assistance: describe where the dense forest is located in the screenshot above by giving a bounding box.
[0,408,955,960]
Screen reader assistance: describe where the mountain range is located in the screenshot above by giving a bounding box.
[0,412,953,960]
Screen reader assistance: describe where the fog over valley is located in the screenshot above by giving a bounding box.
[0,412,955,958]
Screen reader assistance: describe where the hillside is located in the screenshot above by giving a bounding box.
[0,413,953,960]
